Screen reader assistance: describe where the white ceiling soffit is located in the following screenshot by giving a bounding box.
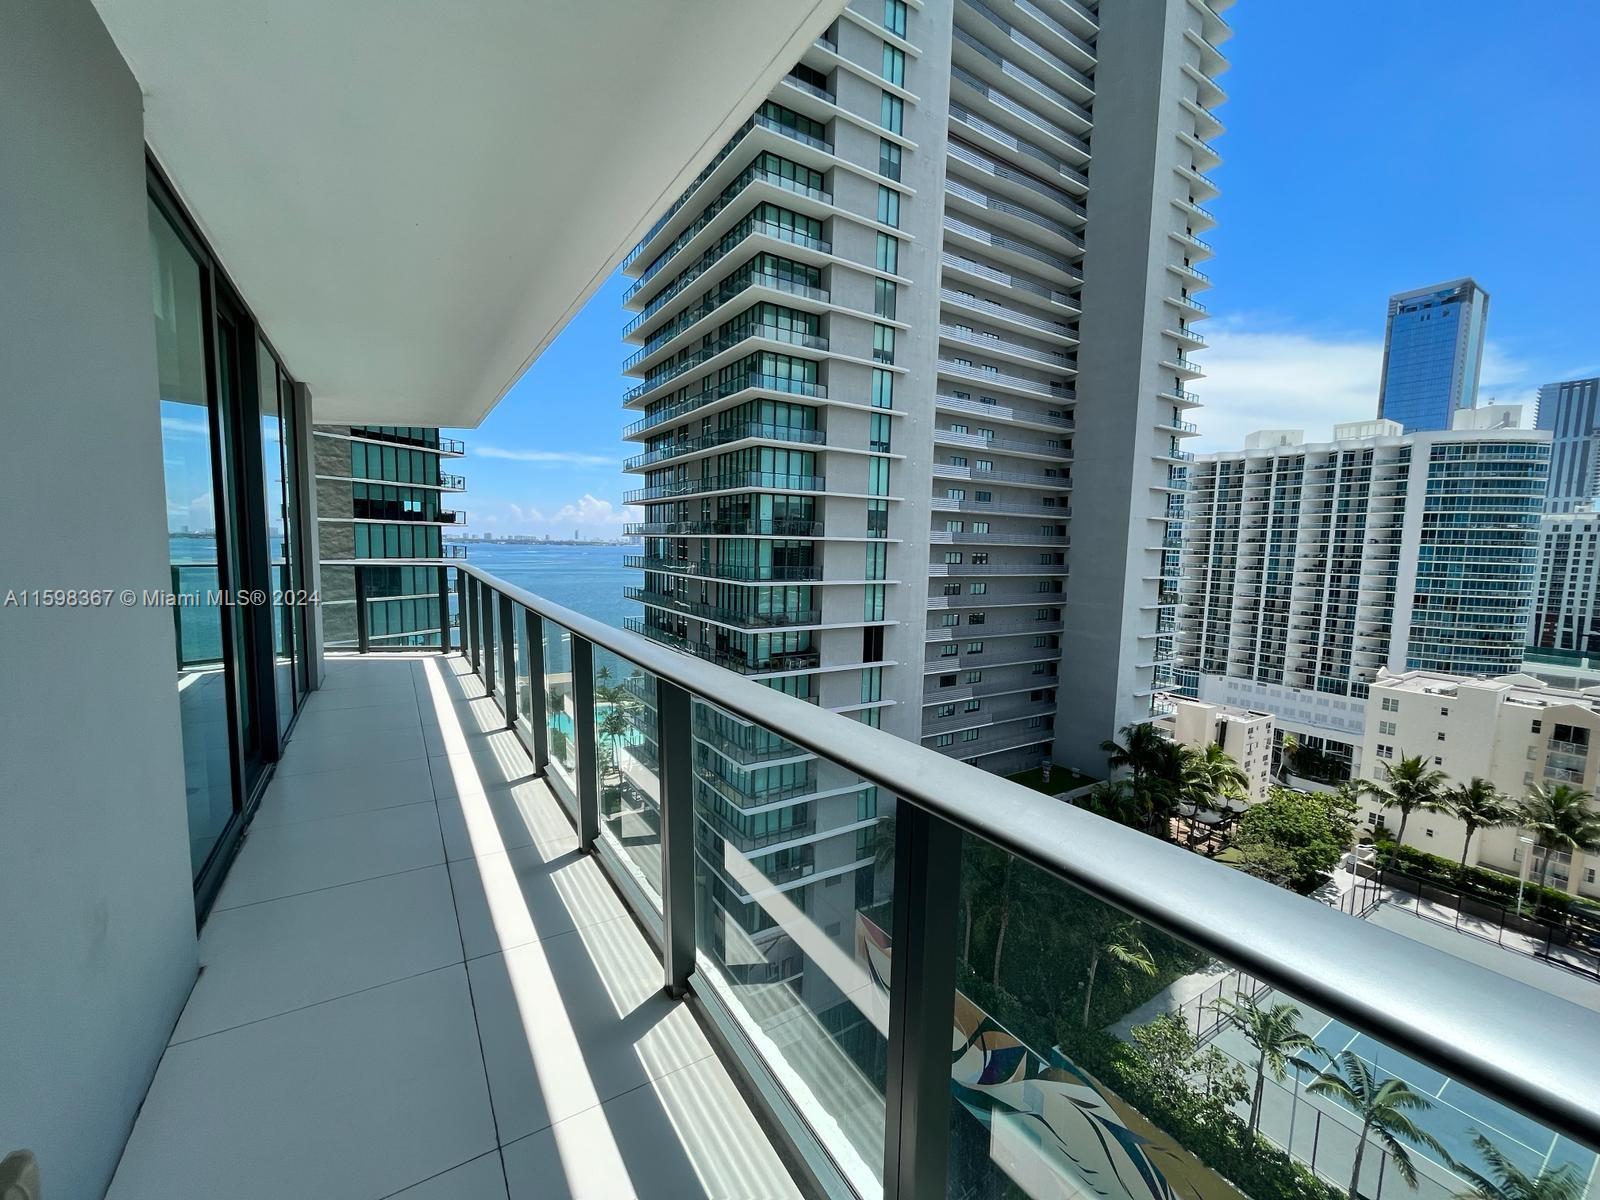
[95,0,846,427]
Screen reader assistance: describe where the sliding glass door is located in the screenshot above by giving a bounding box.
[149,172,310,913]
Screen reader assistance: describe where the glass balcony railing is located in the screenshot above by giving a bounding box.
[433,563,1600,1200]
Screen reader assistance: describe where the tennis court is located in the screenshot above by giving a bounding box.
[1208,992,1597,1199]
[1305,1010,1596,1185]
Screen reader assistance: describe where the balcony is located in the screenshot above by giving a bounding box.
[223,572,1600,1200]
[624,422,825,471]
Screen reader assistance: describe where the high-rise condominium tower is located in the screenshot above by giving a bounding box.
[1178,420,1549,780]
[1537,377,1600,514]
[314,425,466,650]
[619,0,1227,984]
[1376,278,1490,433]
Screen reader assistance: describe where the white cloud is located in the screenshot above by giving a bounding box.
[551,494,637,526]
[471,445,616,466]
[1191,318,1553,451]
[160,415,210,438]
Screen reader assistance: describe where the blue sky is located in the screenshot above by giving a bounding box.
[456,1,1600,536]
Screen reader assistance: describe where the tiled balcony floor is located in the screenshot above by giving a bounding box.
[109,653,803,1200]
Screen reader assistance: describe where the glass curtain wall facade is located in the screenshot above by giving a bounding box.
[313,425,466,649]
[1537,377,1600,514]
[149,166,313,912]
[1376,278,1490,433]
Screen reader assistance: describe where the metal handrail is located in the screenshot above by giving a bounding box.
[451,561,1600,1156]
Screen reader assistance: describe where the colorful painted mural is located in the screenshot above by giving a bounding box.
[857,914,1245,1200]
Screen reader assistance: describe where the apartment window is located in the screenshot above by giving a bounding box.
[873,324,896,364]
[872,367,894,409]
[880,92,903,134]
[961,729,980,742]
[882,45,905,87]
[971,553,988,565]
[864,582,886,621]
[973,521,989,533]
[975,490,992,502]
[940,613,959,627]
[940,644,959,657]
[964,671,982,683]
[936,704,956,719]
[965,641,984,654]
[876,233,899,274]
[868,458,890,497]
[870,414,892,454]
[946,488,965,501]
[884,0,907,37]
[874,278,897,319]
[1381,697,1399,712]
[944,552,963,565]
[936,734,954,748]
[1440,707,1450,717]
[967,613,986,625]
[1379,721,1396,736]
[970,582,987,595]
[878,138,902,181]
[877,185,900,229]
[939,674,957,687]
[1587,868,1597,884]
[1533,720,1543,733]
[1433,757,1443,766]
[964,699,981,713]
[1436,731,1446,742]
[861,667,883,704]
[950,456,968,468]
[943,583,961,596]
[1376,744,1394,760]
[865,541,887,581]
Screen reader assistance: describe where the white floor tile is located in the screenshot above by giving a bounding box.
[276,725,430,776]
[108,968,497,1200]
[387,1152,508,1200]
[213,802,444,909]
[303,682,421,712]
[499,1057,802,1200]
[175,865,463,1042]
[429,741,540,800]
[434,778,575,863]
[253,757,437,827]
[290,700,422,739]
[448,845,626,962]
[468,919,713,1143]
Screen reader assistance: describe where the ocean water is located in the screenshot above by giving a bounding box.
[165,538,636,667]
[457,542,634,630]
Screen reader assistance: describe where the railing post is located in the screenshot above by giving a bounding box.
[524,609,549,771]
[656,678,695,995]
[481,583,497,699]
[354,565,370,654]
[572,635,600,850]
[499,592,517,727]
[466,576,479,672]
[882,803,962,1200]
[437,567,451,653]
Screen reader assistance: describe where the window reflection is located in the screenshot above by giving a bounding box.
[150,200,234,878]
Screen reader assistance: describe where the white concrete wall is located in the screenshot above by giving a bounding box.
[0,2,200,1194]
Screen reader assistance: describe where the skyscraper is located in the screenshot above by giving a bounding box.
[1376,278,1490,432]
[1537,377,1600,513]
[619,0,1228,1050]
[1531,508,1600,658]
[314,425,466,649]
[1178,420,1549,780]
[622,0,1227,790]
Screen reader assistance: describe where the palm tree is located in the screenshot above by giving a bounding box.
[1101,721,1172,785]
[1363,755,1448,865]
[1079,779,1147,831]
[1080,918,1156,1027]
[1213,997,1316,1136]
[1190,743,1249,807]
[1278,733,1300,783]
[1453,1132,1584,1200]
[1444,779,1518,868]
[1304,1050,1445,1200]
[1520,783,1600,895]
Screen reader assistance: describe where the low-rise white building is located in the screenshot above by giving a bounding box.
[1358,669,1600,899]
[1160,697,1275,804]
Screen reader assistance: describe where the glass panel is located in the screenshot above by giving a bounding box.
[150,200,235,879]
[692,700,893,1195]
[280,376,310,694]
[514,609,532,738]
[543,620,577,808]
[595,647,661,905]
[492,595,508,706]
[946,832,1599,1200]
[258,340,295,737]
